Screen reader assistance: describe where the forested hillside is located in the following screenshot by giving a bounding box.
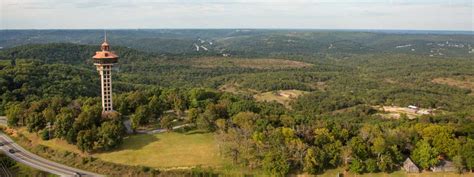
[0,30,473,176]
[1,30,473,57]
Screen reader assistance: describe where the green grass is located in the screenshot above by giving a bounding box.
[191,57,313,69]
[17,128,84,155]
[254,89,308,108]
[96,132,224,169]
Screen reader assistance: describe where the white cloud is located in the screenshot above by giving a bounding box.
[0,0,472,30]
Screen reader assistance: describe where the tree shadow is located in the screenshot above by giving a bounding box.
[115,134,159,151]
[183,129,210,135]
[172,125,210,135]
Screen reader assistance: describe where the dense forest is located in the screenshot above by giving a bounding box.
[0,30,473,176]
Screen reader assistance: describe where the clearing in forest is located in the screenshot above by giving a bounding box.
[96,132,224,169]
[191,57,313,69]
[254,90,308,109]
[375,106,434,119]
[432,77,474,95]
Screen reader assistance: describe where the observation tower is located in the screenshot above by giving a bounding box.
[92,33,118,113]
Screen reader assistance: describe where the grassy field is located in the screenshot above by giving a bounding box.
[432,77,474,95]
[96,132,224,169]
[254,89,308,109]
[9,127,260,175]
[15,128,84,155]
[191,57,313,69]
[374,106,435,120]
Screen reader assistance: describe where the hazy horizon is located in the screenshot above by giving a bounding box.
[1,0,472,31]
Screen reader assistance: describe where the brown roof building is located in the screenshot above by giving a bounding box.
[403,158,420,173]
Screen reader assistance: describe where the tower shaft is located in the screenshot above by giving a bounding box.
[97,64,114,112]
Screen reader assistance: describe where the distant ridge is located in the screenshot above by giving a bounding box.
[1,29,473,35]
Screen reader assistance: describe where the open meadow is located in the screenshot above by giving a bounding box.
[96,132,223,169]
[191,57,314,69]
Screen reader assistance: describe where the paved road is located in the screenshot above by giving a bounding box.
[135,124,191,134]
[0,116,102,177]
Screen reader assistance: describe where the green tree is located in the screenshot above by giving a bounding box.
[371,136,386,158]
[5,103,24,127]
[231,112,260,135]
[76,129,97,152]
[41,107,56,123]
[130,105,150,130]
[73,105,101,130]
[365,158,378,173]
[53,108,75,138]
[462,138,474,171]
[228,100,259,116]
[40,129,51,140]
[303,148,319,174]
[349,136,369,160]
[215,119,227,133]
[349,159,365,174]
[96,121,125,150]
[148,95,164,119]
[262,151,290,176]
[196,115,213,131]
[26,112,46,132]
[196,103,228,131]
[421,125,460,157]
[452,155,465,173]
[160,115,175,131]
[188,88,219,108]
[186,108,199,123]
[163,89,186,117]
[411,140,439,170]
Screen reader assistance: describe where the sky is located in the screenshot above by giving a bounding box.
[0,0,473,30]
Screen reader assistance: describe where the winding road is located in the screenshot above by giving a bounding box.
[0,116,102,177]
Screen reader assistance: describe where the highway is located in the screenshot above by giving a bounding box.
[0,116,103,177]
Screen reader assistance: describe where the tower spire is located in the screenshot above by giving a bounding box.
[101,30,110,51]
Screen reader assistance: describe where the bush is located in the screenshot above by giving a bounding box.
[40,129,51,140]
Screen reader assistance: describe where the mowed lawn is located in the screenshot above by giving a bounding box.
[96,132,224,169]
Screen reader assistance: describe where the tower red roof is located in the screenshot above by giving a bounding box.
[93,32,118,63]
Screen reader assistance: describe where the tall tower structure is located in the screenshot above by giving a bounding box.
[92,33,118,113]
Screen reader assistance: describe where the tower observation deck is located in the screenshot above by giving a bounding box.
[92,33,118,113]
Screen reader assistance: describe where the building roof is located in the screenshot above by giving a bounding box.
[403,158,420,173]
[93,51,118,59]
[93,33,119,59]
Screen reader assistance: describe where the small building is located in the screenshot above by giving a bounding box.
[403,158,420,173]
[417,109,433,115]
[430,160,457,172]
[278,92,292,98]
